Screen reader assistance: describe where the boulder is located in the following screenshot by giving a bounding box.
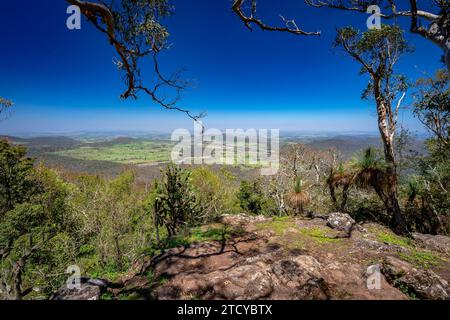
[51,277,108,300]
[52,282,101,300]
[382,256,413,281]
[326,212,355,233]
[398,269,449,300]
[220,213,269,227]
[382,256,449,300]
[271,258,328,300]
[412,233,450,255]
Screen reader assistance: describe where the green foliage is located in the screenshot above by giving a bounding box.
[351,147,386,172]
[111,0,172,51]
[413,69,449,160]
[152,164,201,237]
[237,179,276,215]
[0,143,75,299]
[335,25,411,81]
[375,230,412,248]
[351,147,388,191]
[370,226,443,268]
[257,216,291,236]
[71,170,150,275]
[0,140,35,213]
[398,250,443,269]
[299,227,341,244]
[191,166,240,221]
[165,224,246,249]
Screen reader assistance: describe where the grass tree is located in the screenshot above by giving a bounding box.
[352,147,389,198]
[334,25,411,234]
[327,163,352,211]
[288,177,310,216]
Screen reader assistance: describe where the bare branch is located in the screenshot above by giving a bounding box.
[232,0,321,36]
[305,0,439,21]
[65,0,204,121]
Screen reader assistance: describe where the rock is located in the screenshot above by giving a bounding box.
[86,215,449,301]
[326,212,355,232]
[52,281,102,300]
[208,264,274,300]
[292,255,323,278]
[382,256,413,281]
[271,258,328,300]
[412,233,450,255]
[382,256,449,300]
[322,262,407,300]
[356,239,385,251]
[220,213,269,227]
[398,269,449,300]
[311,212,330,220]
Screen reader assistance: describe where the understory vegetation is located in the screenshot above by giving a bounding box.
[0,101,448,298]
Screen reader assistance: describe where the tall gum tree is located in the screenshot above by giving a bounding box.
[305,0,450,73]
[334,25,410,234]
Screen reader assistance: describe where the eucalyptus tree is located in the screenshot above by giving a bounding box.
[305,0,450,72]
[413,69,450,159]
[232,0,450,72]
[334,25,410,234]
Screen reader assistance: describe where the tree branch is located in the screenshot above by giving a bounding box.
[232,0,321,36]
[65,0,204,121]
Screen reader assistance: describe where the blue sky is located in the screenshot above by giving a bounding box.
[0,0,443,134]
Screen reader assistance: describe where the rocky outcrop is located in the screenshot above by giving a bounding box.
[52,214,450,300]
[51,278,108,300]
[326,212,355,233]
[382,256,449,300]
[154,251,330,300]
[412,233,450,255]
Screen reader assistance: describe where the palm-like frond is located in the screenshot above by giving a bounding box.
[327,163,352,189]
[288,177,310,215]
[351,147,388,189]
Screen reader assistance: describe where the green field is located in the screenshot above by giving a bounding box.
[51,141,173,164]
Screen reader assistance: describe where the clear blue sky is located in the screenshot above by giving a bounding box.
[0,0,443,134]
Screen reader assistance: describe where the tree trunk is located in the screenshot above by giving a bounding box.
[385,166,408,235]
[340,184,349,212]
[114,236,122,270]
[329,184,337,205]
[374,84,409,235]
[422,19,450,74]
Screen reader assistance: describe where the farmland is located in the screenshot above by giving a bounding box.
[51,140,173,164]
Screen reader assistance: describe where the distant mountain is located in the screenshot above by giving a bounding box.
[1,135,82,153]
[306,136,382,158]
[304,135,426,159]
